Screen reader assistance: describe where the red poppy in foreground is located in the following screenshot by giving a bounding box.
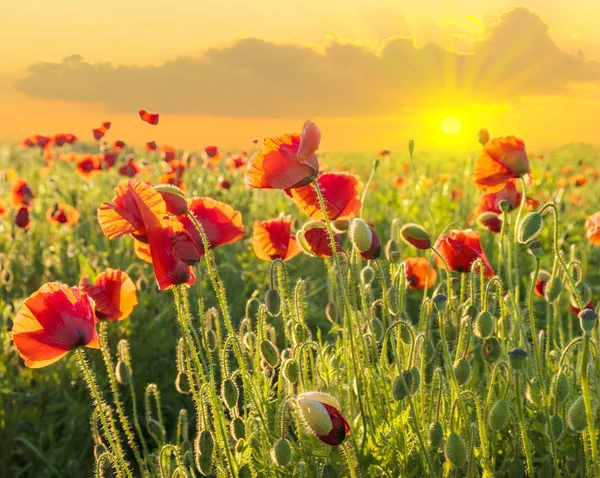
[297,225,344,258]
[473,136,530,193]
[15,207,31,229]
[246,120,320,189]
[178,197,245,254]
[119,156,143,178]
[11,178,35,208]
[434,229,495,278]
[585,211,600,246]
[79,269,138,321]
[286,172,363,221]
[102,152,118,169]
[139,108,159,125]
[11,282,100,368]
[47,203,80,226]
[252,215,301,261]
[76,155,101,178]
[297,392,350,446]
[404,257,437,290]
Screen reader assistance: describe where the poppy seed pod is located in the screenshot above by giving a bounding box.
[498,199,511,214]
[360,266,375,286]
[527,240,543,259]
[579,308,598,333]
[433,293,448,313]
[400,223,432,249]
[297,392,350,446]
[517,212,543,244]
[508,347,528,371]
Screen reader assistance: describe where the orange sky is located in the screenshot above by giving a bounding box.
[2,0,600,151]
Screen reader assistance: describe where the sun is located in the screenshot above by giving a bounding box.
[440,117,463,135]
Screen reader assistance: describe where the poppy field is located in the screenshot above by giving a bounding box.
[2,118,600,478]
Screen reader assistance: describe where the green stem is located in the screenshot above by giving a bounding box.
[581,334,600,477]
[514,373,534,478]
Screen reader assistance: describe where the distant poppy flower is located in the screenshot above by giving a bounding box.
[246,120,320,189]
[76,155,102,178]
[53,134,67,147]
[102,151,117,169]
[586,212,600,246]
[438,174,449,183]
[569,193,586,207]
[146,141,158,152]
[92,122,111,141]
[158,172,185,190]
[569,174,586,187]
[0,199,7,218]
[159,145,177,162]
[557,178,568,189]
[404,257,437,290]
[11,282,100,368]
[297,225,344,258]
[434,229,494,278]
[59,151,78,162]
[98,179,167,240]
[450,188,463,201]
[218,176,231,189]
[139,108,159,125]
[252,215,301,261]
[79,269,138,321]
[297,392,350,446]
[11,178,35,208]
[102,121,112,129]
[46,203,80,226]
[286,172,363,221]
[534,270,551,299]
[113,140,126,152]
[378,149,391,158]
[15,207,31,229]
[394,176,407,188]
[205,145,219,159]
[22,134,52,149]
[64,133,78,144]
[178,197,245,255]
[167,159,186,178]
[226,155,247,170]
[119,156,143,178]
[473,136,530,193]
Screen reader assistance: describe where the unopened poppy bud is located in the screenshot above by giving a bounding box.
[265,288,281,317]
[115,360,131,385]
[400,223,431,249]
[443,317,457,342]
[205,329,217,351]
[260,340,280,367]
[548,415,564,440]
[409,367,420,394]
[445,432,467,468]
[408,139,415,157]
[153,184,188,215]
[349,218,372,252]
[567,396,587,432]
[428,422,443,449]
[545,277,563,302]
[477,212,502,233]
[517,212,543,244]
[222,379,239,409]
[235,438,246,454]
[488,399,510,431]
[283,359,299,384]
[474,311,494,339]
[553,372,570,403]
[573,281,592,306]
[481,337,502,363]
[579,308,598,333]
[147,419,165,442]
[360,266,375,286]
[238,464,251,478]
[508,347,528,371]
[385,239,399,260]
[371,318,384,341]
[243,332,256,350]
[331,219,351,233]
[498,199,511,213]
[399,317,413,344]
[325,302,339,323]
[454,358,471,385]
[433,293,448,312]
[478,128,490,146]
[196,430,214,457]
[392,370,413,400]
[271,438,292,467]
[297,392,350,446]
[197,453,213,475]
[231,417,245,440]
[175,372,190,394]
[464,304,478,320]
[527,240,543,258]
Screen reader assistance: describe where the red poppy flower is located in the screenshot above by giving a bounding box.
[434,229,495,278]
[92,122,111,141]
[102,151,118,169]
[404,257,437,290]
[79,269,138,321]
[139,108,159,125]
[534,270,551,299]
[22,134,52,148]
[113,140,126,152]
[76,154,102,178]
[477,212,503,234]
[586,212,600,246]
[119,156,143,178]
[53,134,68,147]
[297,226,344,258]
[167,159,186,178]
[98,179,167,240]
[218,176,231,190]
[15,207,31,229]
[226,155,247,170]
[286,172,363,221]
[378,149,391,158]
[64,133,78,144]
[178,197,245,254]
[394,176,407,188]
[11,178,35,208]
[159,145,177,162]
[134,239,152,263]
[0,199,7,219]
[46,203,80,226]
[11,282,100,368]
[450,188,463,201]
[297,392,350,447]
[570,300,594,316]
[252,215,301,261]
[146,141,158,152]
[474,179,522,215]
[205,145,219,158]
[569,174,586,187]
[525,197,540,210]
[245,120,320,189]
[158,172,185,190]
[473,136,531,193]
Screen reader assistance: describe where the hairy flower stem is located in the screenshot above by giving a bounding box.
[312,177,368,457]
[528,258,561,477]
[514,373,534,478]
[99,322,147,476]
[581,334,600,477]
[76,348,133,478]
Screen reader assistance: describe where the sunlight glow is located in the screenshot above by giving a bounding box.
[440,117,463,135]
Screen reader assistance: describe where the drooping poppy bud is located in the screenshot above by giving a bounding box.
[400,223,432,249]
[297,392,350,447]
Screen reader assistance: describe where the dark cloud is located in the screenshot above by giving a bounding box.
[14,8,600,117]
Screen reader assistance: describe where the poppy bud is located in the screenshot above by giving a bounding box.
[508,347,528,371]
[463,304,478,320]
[573,281,592,307]
[399,317,414,344]
[260,340,280,367]
[389,251,401,264]
[243,332,256,350]
[360,266,375,286]
[579,308,598,333]
[206,329,217,351]
[454,359,471,386]
[283,359,299,384]
[297,392,350,446]
[473,311,494,339]
[428,422,443,449]
[481,337,502,363]
[552,372,570,403]
[371,318,384,342]
[408,139,415,157]
[265,288,282,317]
[147,419,165,442]
[196,430,214,457]
[421,338,435,365]
[325,302,339,323]
[115,360,131,385]
[567,396,587,432]
[349,218,372,252]
[197,453,213,475]
[477,212,502,233]
[385,239,399,260]
[498,199,511,213]
[527,240,543,259]
[477,128,490,145]
[409,367,421,395]
[445,432,467,468]
[443,317,457,342]
[545,277,563,302]
[271,438,292,467]
[153,184,188,215]
[392,370,413,400]
[238,464,252,478]
[488,399,510,431]
[400,223,431,249]
[332,219,351,233]
[517,212,543,244]
[231,417,246,440]
[175,372,190,394]
[222,379,239,409]
[433,293,448,312]
[548,415,564,441]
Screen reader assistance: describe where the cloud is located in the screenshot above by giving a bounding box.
[13,8,600,118]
